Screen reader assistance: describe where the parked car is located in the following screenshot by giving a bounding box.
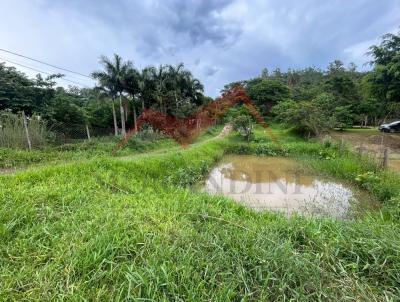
[379,121,400,133]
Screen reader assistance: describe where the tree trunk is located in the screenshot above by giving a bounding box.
[119,94,126,137]
[141,99,145,111]
[174,91,178,109]
[112,100,118,136]
[125,100,128,121]
[133,105,138,132]
[85,124,91,142]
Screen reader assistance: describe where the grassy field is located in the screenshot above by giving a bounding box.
[0,135,178,172]
[0,126,225,172]
[1,127,400,300]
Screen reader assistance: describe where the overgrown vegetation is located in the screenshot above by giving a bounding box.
[1,129,400,300]
[0,111,48,148]
[0,135,176,169]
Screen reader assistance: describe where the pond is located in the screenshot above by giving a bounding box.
[202,155,377,219]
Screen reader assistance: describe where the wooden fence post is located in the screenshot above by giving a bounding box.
[85,124,91,142]
[22,111,32,150]
[340,136,345,154]
[358,142,364,157]
[382,148,389,169]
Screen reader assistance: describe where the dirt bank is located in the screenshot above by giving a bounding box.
[329,129,400,173]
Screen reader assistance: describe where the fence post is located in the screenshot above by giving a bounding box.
[85,124,91,142]
[340,136,345,154]
[382,147,389,169]
[22,111,32,150]
[358,142,364,157]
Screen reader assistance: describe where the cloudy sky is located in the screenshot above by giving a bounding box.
[0,0,399,96]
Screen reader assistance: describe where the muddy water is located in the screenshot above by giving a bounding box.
[203,155,376,219]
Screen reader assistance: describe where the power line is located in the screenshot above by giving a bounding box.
[0,56,90,87]
[0,53,90,83]
[0,48,92,79]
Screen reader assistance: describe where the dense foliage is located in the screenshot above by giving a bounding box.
[0,55,209,142]
[224,31,400,136]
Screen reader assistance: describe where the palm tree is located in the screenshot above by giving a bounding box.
[91,69,119,136]
[123,66,141,131]
[186,77,204,105]
[92,54,130,137]
[136,67,156,111]
[152,65,169,114]
[168,63,186,109]
[137,64,205,116]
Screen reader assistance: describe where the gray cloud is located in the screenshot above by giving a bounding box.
[0,0,399,96]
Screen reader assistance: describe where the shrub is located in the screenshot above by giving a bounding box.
[229,105,255,142]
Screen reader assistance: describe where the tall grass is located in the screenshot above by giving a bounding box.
[1,136,400,300]
[0,111,48,148]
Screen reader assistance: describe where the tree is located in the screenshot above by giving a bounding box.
[136,63,205,118]
[231,114,254,142]
[43,89,89,137]
[333,106,354,130]
[123,66,141,131]
[272,97,335,137]
[167,63,186,110]
[0,63,60,115]
[261,68,269,78]
[327,60,346,74]
[92,54,131,137]
[247,79,291,115]
[366,31,400,116]
[230,105,254,142]
[152,64,169,114]
[325,60,360,108]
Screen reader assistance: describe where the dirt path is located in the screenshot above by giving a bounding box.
[118,124,232,161]
[216,124,233,139]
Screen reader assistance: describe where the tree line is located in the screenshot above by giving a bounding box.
[0,55,211,139]
[224,31,400,136]
[1,30,399,141]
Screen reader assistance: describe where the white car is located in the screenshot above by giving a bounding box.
[379,121,400,133]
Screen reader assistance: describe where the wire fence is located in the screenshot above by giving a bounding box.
[49,123,115,144]
[0,111,116,149]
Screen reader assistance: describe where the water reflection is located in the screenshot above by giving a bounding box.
[203,155,375,219]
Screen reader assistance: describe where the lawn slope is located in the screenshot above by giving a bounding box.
[1,138,400,300]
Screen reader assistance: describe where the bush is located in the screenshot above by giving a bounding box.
[228,105,255,142]
[136,125,165,142]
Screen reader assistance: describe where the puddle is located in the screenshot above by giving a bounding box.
[202,155,377,219]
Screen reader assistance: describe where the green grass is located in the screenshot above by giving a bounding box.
[0,126,226,170]
[194,124,224,143]
[1,128,400,300]
[0,135,177,170]
[338,128,379,134]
